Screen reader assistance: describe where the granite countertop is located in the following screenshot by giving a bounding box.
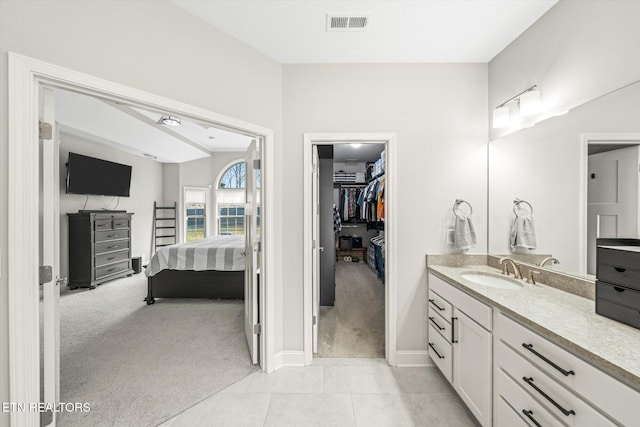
[428,264,640,392]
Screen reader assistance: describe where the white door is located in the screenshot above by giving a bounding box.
[311,146,320,353]
[41,86,62,426]
[587,145,640,274]
[453,309,492,427]
[244,140,260,364]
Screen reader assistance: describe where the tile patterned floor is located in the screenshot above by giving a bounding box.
[161,358,478,427]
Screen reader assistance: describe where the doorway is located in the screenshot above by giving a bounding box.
[303,133,397,365]
[8,53,276,426]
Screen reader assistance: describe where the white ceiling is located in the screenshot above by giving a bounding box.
[171,0,558,63]
[333,143,384,162]
[54,88,252,163]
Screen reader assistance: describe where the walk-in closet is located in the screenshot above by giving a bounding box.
[316,143,386,357]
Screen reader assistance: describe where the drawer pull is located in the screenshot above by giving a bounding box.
[428,342,444,359]
[428,316,445,331]
[106,245,119,250]
[451,316,458,343]
[428,299,445,311]
[521,410,542,427]
[613,286,626,292]
[106,234,117,238]
[106,267,117,273]
[614,267,626,273]
[107,257,116,261]
[522,343,575,376]
[522,377,576,417]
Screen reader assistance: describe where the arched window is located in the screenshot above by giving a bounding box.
[216,161,245,235]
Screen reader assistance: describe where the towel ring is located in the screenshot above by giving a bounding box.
[513,198,533,216]
[453,199,473,219]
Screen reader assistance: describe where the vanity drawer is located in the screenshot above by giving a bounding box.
[95,229,129,242]
[496,341,616,427]
[94,220,113,231]
[95,250,130,268]
[428,289,452,321]
[596,280,640,309]
[597,247,640,271]
[496,313,640,427]
[428,324,452,383]
[94,240,130,255]
[596,295,640,330]
[494,395,532,427]
[495,369,565,427]
[597,265,640,291]
[95,260,130,280]
[429,273,492,330]
[428,311,452,343]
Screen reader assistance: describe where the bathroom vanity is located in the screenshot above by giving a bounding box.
[426,255,640,427]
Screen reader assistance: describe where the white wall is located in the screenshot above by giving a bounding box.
[488,81,640,273]
[283,64,488,357]
[58,133,164,277]
[489,0,640,140]
[0,1,282,418]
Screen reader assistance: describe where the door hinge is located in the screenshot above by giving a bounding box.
[253,323,262,334]
[254,241,261,252]
[39,121,53,140]
[253,159,261,170]
[313,315,317,325]
[312,240,317,249]
[39,265,52,285]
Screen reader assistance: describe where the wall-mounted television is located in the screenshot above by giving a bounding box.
[66,152,132,197]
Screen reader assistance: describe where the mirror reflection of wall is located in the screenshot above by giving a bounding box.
[488,80,640,277]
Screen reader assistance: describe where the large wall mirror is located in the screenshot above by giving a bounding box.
[488,80,640,279]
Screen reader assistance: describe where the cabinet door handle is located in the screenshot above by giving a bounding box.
[522,377,575,416]
[522,343,574,376]
[428,299,445,311]
[451,317,458,343]
[614,267,626,272]
[428,316,445,331]
[522,410,542,427]
[428,343,444,359]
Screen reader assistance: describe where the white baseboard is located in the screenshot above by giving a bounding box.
[396,350,432,367]
[273,350,306,370]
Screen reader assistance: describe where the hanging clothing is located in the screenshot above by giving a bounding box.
[333,204,342,233]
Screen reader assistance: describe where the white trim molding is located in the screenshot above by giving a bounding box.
[396,351,433,367]
[302,132,398,367]
[8,52,278,427]
[579,132,640,275]
[273,351,307,370]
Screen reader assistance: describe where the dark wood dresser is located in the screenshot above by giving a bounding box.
[596,238,640,330]
[67,211,134,289]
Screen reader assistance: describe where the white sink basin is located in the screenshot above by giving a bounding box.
[460,272,523,289]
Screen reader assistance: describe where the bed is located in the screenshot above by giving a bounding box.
[144,235,245,304]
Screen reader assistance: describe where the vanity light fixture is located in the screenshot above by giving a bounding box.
[492,85,541,128]
[157,115,181,127]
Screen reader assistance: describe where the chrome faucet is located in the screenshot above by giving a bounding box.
[500,257,523,279]
[539,257,560,268]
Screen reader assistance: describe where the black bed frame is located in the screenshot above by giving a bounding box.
[145,270,244,304]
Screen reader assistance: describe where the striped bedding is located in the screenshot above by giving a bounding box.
[145,235,245,277]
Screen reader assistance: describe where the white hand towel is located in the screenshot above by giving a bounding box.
[510,216,537,250]
[453,216,477,250]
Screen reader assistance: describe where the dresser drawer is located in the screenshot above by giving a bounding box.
[95,250,130,268]
[95,229,129,242]
[95,260,130,279]
[113,218,130,229]
[428,310,452,343]
[428,324,452,383]
[597,247,640,271]
[94,239,130,254]
[596,296,640,330]
[496,313,640,427]
[95,213,128,220]
[428,289,453,321]
[496,341,616,427]
[94,220,112,231]
[597,280,640,308]
[495,369,565,427]
[597,264,640,291]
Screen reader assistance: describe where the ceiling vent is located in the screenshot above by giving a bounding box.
[327,14,369,31]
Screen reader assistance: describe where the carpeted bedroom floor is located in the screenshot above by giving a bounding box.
[56,273,257,427]
[317,261,385,358]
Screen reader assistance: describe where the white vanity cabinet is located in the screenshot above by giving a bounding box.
[428,273,493,427]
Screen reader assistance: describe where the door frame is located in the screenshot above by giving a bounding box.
[579,132,640,274]
[302,133,397,365]
[8,52,276,427]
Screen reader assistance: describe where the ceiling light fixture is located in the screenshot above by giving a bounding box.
[351,143,362,148]
[157,115,181,127]
[492,85,541,128]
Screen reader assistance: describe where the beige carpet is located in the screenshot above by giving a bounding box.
[317,261,385,357]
